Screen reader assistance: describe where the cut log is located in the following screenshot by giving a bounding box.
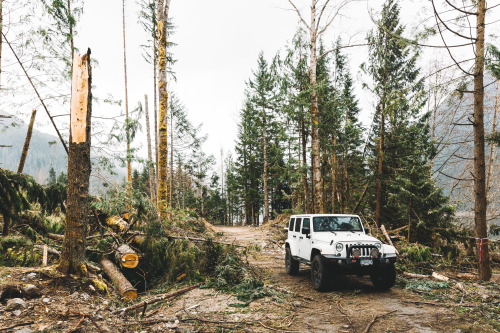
[100,257,137,301]
[432,272,450,282]
[114,244,139,269]
[403,272,430,279]
[380,225,399,254]
[34,244,60,256]
[105,216,129,233]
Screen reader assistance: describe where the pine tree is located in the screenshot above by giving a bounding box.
[363,0,453,240]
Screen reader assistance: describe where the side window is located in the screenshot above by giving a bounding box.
[295,218,302,232]
[302,218,310,233]
[288,218,295,231]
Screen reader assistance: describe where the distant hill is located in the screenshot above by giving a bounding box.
[0,113,68,184]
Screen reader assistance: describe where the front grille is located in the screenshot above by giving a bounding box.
[347,244,378,258]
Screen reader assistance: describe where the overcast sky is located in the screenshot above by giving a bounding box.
[6,0,498,171]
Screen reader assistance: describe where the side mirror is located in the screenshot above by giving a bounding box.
[364,227,370,234]
[302,227,310,235]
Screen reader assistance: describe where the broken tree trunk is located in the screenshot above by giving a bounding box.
[380,225,398,254]
[114,243,139,269]
[17,109,37,174]
[58,50,92,276]
[100,257,137,301]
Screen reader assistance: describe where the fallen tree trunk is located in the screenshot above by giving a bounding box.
[114,244,139,269]
[47,233,65,241]
[112,284,199,315]
[380,225,398,254]
[129,234,246,248]
[34,244,60,256]
[100,257,137,301]
[105,216,129,233]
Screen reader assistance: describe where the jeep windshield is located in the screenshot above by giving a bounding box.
[313,216,362,232]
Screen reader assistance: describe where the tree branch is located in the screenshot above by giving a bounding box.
[287,0,311,30]
[445,0,477,16]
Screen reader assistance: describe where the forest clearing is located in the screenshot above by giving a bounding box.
[1,0,500,332]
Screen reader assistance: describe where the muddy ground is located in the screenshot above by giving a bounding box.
[1,225,498,332]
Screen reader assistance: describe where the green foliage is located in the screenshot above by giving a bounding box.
[404,279,449,292]
[400,243,433,262]
[0,235,40,267]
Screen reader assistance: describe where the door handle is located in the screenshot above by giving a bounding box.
[299,237,303,240]
[293,235,296,238]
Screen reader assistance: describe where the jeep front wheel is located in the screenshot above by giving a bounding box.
[311,255,328,291]
[370,263,396,290]
[285,247,299,275]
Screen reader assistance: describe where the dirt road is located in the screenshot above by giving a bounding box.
[214,225,482,333]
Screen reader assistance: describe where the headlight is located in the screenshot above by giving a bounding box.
[335,243,343,252]
[375,243,381,250]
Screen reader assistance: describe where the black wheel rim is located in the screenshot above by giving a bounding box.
[312,261,321,286]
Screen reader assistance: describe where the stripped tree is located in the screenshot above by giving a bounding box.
[157,0,171,219]
[58,50,92,275]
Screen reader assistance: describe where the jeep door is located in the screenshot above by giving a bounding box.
[298,217,312,260]
[288,217,298,255]
[291,217,302,256]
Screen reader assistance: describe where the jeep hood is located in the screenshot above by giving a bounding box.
[312,232,379,244]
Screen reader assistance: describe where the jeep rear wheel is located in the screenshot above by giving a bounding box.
[370,263,396,290]
[311,255,328,291]
[285,247,299,275]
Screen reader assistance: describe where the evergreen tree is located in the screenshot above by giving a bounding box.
[362,0,453,242]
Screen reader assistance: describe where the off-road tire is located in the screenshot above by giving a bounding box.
[370,263,396,290]
[311,255,329,291]
[285,247,299,275]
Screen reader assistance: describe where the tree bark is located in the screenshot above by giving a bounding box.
[153,9,159,204]
[122,0,132,190]
[301,120,310,214]
[473,0,491,281]
[145,95,156,203]
[100,257,137,301]
[157,0,171,219]
[170,111,173,208]
[332,133,337,213]
[263,107,269,223]
[375,90,386,229]
[309,2,323,214]
[486,80,498,199]
[17,109,37,174]
[58,50,92,276]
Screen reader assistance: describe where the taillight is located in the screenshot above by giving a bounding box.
[352,248,361,258]
[371,248,379,258]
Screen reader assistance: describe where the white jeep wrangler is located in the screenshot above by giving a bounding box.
[285,214,397,291]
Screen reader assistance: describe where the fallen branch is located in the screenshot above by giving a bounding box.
[47,233,65,241]
[380,225,399,254]
[362,310,397,333]
[0,321,34,332]
[112,284,199,315]
[431,272,450,282]
[34,244,61,256]
[403,272,430,279]
[387,225,408,234]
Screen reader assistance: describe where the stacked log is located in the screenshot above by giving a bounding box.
[114,244,139,269]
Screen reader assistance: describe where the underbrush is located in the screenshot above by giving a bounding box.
[0,235,40,267]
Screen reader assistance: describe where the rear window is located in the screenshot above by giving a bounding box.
[294,218,302,232]
[288,218,295,231]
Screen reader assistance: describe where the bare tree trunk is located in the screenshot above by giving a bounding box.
[473,0,491,281]
[58,51,92,276]
[263,108,269,223]
[332,133,337,213]
[67,0,73,56]
[301,120,310,214]
[169,112,173,208]
[17,109,37,174]
[375,110,385,229]
[157,0,171,219]
[145,95,156,203]
[486,80,498,198]
[122,0,132,189]
[309,2,323,214]
[153,25,159,200]
[0,0,3,89]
